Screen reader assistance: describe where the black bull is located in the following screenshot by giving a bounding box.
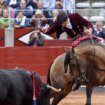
[47,37,105,105]
[0,69,60,105]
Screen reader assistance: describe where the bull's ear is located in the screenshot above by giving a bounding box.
[64,73,74,83]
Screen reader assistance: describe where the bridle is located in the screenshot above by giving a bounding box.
[64,47,89,84]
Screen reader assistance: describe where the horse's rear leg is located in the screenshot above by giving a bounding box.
[86,86,93,105]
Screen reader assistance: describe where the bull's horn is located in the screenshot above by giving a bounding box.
[46,85,61,93]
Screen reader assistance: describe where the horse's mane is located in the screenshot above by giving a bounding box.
[71,36,102,48]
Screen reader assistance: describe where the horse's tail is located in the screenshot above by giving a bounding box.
[47,62,53,85]
[64,51,71,73]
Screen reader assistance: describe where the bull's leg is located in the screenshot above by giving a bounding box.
[51,87,71,105]
[85,86,93,105]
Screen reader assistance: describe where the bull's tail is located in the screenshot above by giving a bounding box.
[64,51,71,73]
[47,63,53,85]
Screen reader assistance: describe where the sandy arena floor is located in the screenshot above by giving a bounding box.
[58,87,105,105]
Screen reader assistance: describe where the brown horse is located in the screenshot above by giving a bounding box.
[47,36,105,105]
[47,52,94,105]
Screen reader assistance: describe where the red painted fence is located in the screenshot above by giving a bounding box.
[0,46,69,82]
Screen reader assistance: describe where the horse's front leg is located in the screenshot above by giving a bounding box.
[85,86,93,105]
[51,86,72,105]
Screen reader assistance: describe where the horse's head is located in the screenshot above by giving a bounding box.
[64,46,90,90]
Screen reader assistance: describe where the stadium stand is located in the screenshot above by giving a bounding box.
[0,0,105,29]
[91,2,105,8]
[76,0,105,24]
[76,2,90,8]
[89,16,104,22]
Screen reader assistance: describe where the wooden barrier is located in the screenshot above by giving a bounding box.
[14,28,35,46]
[0,28,72,47]
[0,46,69,82]
[0,28,35,46]
[43,39,72,46]
[0,29,5,46]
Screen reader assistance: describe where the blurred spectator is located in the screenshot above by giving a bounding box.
[36,0,43,9]
[0,0,4,8]
[35,0,53,27]
[0,9,9,28]
[0,0,3,18]
[52,9,59,22]
[14,11,32,27]
[31,9,47,29]
[100,5,105,18]
[0,4,3,18]
[27,0,37,9]
[92,21,105,38]
[48,9,59,26]
[55,1,63,10]
[15,0,33,18]
[0,0,15,18]
[43,0,56,9]
[8,0,21,8]
[25,0,31,5]
[28,29,45,46]
[1,1,15,27]
[36,0,52,18]
[63,0,75,13]
[2,1,15,18]
[0,9,2,18]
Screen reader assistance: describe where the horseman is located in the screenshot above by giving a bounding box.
[41,11,93,39]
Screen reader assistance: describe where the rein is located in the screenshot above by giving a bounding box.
[69,48,89,83]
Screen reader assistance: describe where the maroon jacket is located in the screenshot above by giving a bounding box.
[45,13,93,39]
